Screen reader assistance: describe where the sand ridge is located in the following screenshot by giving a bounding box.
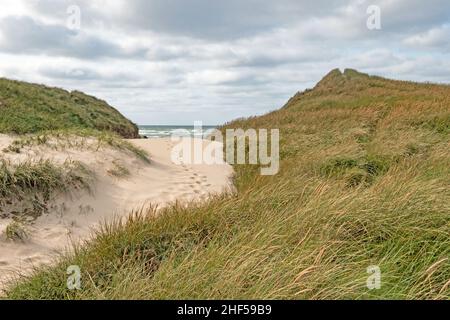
[0,136,233,291]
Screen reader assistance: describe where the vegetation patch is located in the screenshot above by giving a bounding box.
[0,78,139,138]
[2,130,150,163]
[4,221,29,242]
[319,153,393,187]
[0,159,93,220]
[414,116,450,135]
[107,160,131,178]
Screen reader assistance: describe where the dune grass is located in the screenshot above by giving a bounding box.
[0,129,149,221]
[5,69,450,299]
[0,78,139,138]
[0,158,93,220]
[2,129,150,164]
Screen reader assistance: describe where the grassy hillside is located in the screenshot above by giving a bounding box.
[6,69,449,299]
[0,78,139,138]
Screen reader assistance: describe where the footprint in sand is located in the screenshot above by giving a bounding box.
[167,163,214,200]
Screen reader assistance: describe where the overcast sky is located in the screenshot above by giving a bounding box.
[0,0,449,125]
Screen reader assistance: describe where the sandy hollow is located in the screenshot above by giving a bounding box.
[0,136,234,292]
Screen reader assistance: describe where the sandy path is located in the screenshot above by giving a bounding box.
[0,137,233,292]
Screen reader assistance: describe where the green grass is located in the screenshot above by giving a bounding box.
[0,78,139,138]
[5,69,450,299]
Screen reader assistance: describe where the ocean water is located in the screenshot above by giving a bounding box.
[138,125,218,138]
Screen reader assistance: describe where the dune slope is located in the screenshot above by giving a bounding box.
[0,78,139,138]
[0,136,233,291]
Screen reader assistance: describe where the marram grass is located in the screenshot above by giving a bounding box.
[0,78,139,138]
[0,158,94,220]
[2,129,150,163]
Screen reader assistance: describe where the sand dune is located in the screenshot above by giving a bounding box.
[0,137,233,291]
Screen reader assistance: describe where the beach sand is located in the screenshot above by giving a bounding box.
[0,136,233,292]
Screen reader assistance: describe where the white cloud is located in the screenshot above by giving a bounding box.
[403,25,450,48]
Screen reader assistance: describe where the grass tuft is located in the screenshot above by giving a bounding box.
[107,160,131,178]
[4,221,29,242]
[0,158,93,220]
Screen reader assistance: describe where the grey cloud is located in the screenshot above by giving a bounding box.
[147,46,193,61]
[403,25,450,50]
[38,65,184,89]
[26,0,109,27]
[25,0,349,41]
[377,0,450,32]
[100,0,345,40]
[232,47,339,68]
[23,0,450,43]
[0,16,147,59]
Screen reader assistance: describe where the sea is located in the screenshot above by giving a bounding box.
[138,125,218,138]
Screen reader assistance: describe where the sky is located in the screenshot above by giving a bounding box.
[0,0,449,125]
